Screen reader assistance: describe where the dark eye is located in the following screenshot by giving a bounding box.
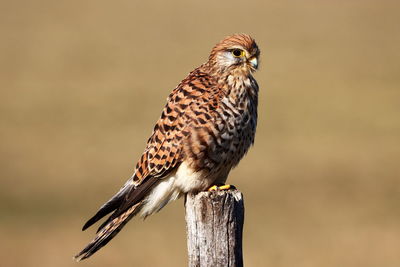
[232,49,244,57]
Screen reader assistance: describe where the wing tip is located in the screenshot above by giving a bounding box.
[82,218,95,231]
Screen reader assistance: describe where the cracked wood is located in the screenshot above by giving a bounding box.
[185,190,244,267]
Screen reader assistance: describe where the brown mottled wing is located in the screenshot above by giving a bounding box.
[74,69,221,261]
[132,69,220,184]
[107,70,222,219]
[103,69,220,223]
[81,69,219,232]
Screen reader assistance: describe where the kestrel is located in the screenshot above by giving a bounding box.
[74,34,260,261]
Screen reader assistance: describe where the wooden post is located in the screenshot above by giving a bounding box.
[185,190,244,267]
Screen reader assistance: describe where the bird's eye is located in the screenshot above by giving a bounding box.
[232,49,244,58]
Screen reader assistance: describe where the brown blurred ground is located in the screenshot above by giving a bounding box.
[1,0,399,266]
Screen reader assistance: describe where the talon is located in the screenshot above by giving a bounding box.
[207,184,236,191]
[218,184,231,190]
[208,185,218,191]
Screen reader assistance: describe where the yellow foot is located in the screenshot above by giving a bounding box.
[208,184,236,191]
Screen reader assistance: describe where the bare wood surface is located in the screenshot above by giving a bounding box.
[185,190,244,267]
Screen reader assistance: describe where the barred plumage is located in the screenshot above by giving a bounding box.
[74,33,260,261]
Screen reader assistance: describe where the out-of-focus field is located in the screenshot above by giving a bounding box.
[1,0,399,266]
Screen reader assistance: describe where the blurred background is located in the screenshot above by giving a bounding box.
[1,0,399,266]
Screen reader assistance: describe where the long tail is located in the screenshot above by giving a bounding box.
[74,202,142,261]
[74,176,159,261]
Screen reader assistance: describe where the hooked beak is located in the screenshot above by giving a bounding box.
[248,57,258,70]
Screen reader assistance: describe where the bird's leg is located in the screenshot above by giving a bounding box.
[208,184,236,191]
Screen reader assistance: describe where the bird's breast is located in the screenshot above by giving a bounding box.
[183,78,258,175]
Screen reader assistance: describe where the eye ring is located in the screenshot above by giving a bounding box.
[232,49,244,58]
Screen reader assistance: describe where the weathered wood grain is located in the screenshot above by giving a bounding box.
[185,190,244,267]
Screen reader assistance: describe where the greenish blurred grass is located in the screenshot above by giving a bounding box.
[1,0,399,266]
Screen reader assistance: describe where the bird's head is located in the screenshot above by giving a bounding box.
[208,34,260,74]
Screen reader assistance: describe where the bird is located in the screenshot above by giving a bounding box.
[74,33,260,261]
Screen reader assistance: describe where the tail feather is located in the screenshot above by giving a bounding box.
[94,176,159,233]
[75,176,160,261]
[74,202,142,262]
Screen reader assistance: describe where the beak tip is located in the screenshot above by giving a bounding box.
[249,57,258,69]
